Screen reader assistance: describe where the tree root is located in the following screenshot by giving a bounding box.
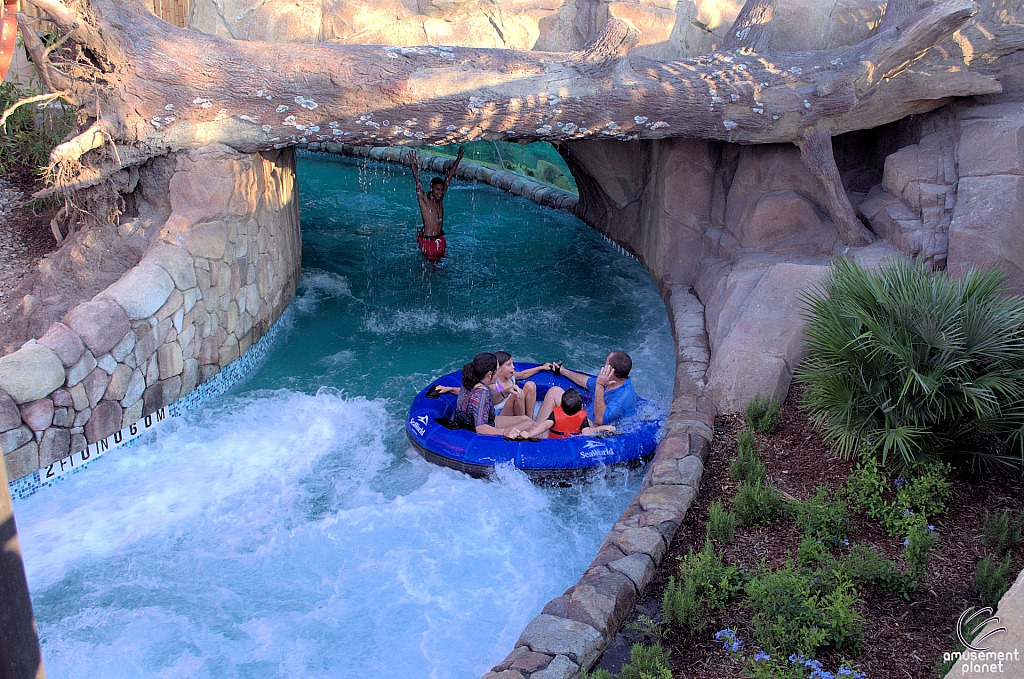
[0,91,68,130]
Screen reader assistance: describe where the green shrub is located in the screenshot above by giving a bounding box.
[0,82,74,180]
[846,458,950,537]
[982,509,1024,557]
[618,643,673,679]
[796,258,1024,468]
[581,668,615,679]
[972,555,1015,608]
[707,499,736,543]
[730,430,766,483]
[661,541,743,633]
[745,561,863,657]
[795,534,832,566]
[903,516,940,585]
[787,486,849,545]
[734,479,781,527]
[837,545,913,598]
[745,392,781,434]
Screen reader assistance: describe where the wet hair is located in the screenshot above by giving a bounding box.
[561,388,583,415]
[608,351,632,379]
[430,177,444,187]
[462,352,497,390]
[494,351,512,366]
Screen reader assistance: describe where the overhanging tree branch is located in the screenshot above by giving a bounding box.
[17,0,1024,244]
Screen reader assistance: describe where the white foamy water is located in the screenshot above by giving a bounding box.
[17,390,637,679]
[15,155,675,679]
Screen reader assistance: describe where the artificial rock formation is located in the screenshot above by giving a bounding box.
[0,146,300,481]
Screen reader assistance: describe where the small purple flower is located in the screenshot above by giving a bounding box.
[753,651,770,662]
[715,628,741,652]
[901,508,914,517]
[927,525,935,531]
[804,658,823,670]
[903,538,910,547]
[810,671,835,679]
[842,539,850,547]
[894,477,908,488]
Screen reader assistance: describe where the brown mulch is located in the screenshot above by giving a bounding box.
[0,165,60,299]
[598,384,1024,679]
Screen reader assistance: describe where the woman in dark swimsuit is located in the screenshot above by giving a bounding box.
[454,353,551,440]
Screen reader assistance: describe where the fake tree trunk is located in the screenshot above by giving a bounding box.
[13,0,1024,244]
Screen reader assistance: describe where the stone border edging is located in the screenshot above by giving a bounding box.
[0,145,301,488]
[7,313,286,501]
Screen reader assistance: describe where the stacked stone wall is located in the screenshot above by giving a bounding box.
[0,144,301,481]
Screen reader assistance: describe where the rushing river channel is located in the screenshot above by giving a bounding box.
[14,153,675,679]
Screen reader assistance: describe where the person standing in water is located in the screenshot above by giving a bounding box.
[408,146,465,260]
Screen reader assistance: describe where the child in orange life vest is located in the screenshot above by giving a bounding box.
[547,389,617,439]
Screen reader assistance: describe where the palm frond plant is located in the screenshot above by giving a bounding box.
[796,258,1024,468]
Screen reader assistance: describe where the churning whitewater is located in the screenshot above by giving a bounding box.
[15,154,675,678]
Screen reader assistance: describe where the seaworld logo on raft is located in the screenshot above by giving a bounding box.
[579,440,611,459]
[41,407,169,481]
[410,414,429,436]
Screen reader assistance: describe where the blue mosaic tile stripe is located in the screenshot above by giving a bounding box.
[8,316,285,502]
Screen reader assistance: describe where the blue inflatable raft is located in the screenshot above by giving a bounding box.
[406,364,665,479]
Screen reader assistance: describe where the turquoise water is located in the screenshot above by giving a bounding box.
[15,154,674,679]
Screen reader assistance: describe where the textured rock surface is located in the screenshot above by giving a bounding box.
[3,145,301,481]
[702,261,829,412]
[948,104,1024,291]
[0,344,66,404]
[188,0,885,60]
[63,298,132,355]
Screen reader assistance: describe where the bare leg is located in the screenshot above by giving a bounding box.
[523,419,553,440]
[502,392,525,418]
[535,386,564,424]
[522,382,537,419]
[495,414,535,429]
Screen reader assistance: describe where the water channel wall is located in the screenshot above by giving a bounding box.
[0,144,301,485]
[4,104,1024,674]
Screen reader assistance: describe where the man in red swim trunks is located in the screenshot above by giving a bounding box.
[408,146,465,261]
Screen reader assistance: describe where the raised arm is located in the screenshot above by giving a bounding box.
[408,151,424,194]
[513,363,554,381]
[442,146,465,192]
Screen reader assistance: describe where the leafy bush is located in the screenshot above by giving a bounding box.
[619,643,674,679]
[734,479,781,527]
[730,430,766,483]
[796,258,1024,468]
[707,499,736,543]
[902,517,939,584]
[0,82,74,180]
[972,555,1015,608]
[745,652,865,679]
[846,458,950,537]
[745,561,864,657]
[745,392,781,434]
[837,545,913,598]
[662,541,743,633]
[787,486,849,546]
[982,509,1024,557]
